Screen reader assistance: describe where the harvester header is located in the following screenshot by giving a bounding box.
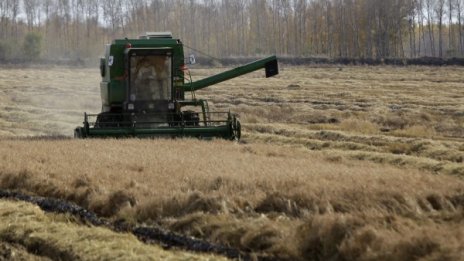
[74,32,279,139]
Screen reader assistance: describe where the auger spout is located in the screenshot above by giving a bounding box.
[187,56,279,91]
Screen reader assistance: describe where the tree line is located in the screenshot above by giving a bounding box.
[1,0,464,63]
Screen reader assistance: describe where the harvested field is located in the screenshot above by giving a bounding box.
[0,67,100,136]
[195,66,464,176]
[0,65,463,260]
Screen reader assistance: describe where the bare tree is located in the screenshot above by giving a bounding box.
[5,0,464,61]
[435,0,445,57]
[426,0,436,56]
[417,0,427,56]
[364,0,374,58]
[456,0,464,54]
[0,0,20,38]
[23,0,40,30]
[448,0,454,53]
[83,0,99,38]
[408,0,417,57]
[102,0,123,37]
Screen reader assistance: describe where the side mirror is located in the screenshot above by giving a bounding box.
[100,57,106,77]
[188,54,196,65]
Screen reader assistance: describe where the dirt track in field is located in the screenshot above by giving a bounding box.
[0,190,248,260]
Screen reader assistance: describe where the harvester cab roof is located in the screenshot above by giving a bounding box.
[75,32,279,140]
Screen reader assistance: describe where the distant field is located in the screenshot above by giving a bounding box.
[0,65,463,260]
[0,66,100,137]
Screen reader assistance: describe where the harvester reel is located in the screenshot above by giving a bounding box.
[95,113,128,128]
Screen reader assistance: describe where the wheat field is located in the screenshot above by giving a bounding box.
[0,65,463,260]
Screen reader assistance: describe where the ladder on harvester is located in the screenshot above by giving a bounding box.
[203,100,211,125]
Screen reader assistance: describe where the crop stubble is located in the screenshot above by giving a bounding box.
[0,65,463,260]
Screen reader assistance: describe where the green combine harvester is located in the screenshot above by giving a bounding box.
[74,32,279,140]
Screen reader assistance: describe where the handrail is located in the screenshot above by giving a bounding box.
[84,111,234,129]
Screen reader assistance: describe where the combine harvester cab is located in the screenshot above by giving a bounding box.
[74,32,279,140]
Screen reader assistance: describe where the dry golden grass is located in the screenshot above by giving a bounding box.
[0,199,226,261]
[0,65,464,260]
[0,241,50,260]
[1,66,463,174]
[194,65,464,174]
[0,139,463,260]
[195,66,464,140]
